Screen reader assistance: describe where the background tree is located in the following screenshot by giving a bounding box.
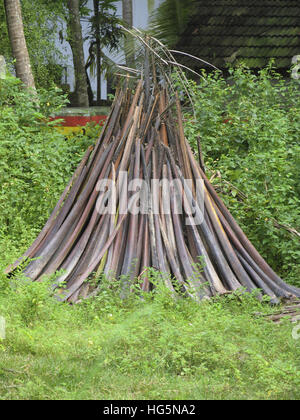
[122,0,135,68]
[4,0,35,89]
[86,0,123,105]
[0,1,66,89]
[93,0,101,103]
[66,0,89,107]
[149,0,196,47]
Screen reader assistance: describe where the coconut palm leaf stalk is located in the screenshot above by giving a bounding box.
[6,35,300,305]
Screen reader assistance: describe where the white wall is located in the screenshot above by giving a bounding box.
[58,0,162,101]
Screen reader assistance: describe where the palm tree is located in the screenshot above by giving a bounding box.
[4,0,35,89]
[122,0,135,68]
[149,0,196,47]
[147,0,155,14]
[87,0,123,105]
[66,0,89,107]
[93,0,102,104]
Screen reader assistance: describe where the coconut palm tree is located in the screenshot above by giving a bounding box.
[66,0,89,107]
[149,0,196,47]
[122,0,135,68]
[4,0,35,89]
[87,0,123,105]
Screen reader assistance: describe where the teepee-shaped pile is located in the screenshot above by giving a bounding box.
[6,73,300,304]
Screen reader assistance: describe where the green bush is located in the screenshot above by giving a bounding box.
[0,77,94,255]
[180,64,300,286]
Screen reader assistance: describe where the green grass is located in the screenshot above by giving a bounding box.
[0,244,299,400]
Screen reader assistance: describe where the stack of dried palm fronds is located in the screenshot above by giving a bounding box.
[6,49,300,305]
[254,298,300,323]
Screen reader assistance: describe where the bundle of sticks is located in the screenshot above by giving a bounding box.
[254,299,300,324]
[6,77,300,304]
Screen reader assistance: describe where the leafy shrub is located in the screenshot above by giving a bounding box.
[0,0,66,89]
[0,77,94,252]
[180,64,300,286]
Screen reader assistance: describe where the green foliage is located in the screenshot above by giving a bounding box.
[0,0,66,89]
[87,0,123,52]
[179,64,300,286]
[0,76,93,249]
[85,0,124,90]
[149,0,197,47]
[147,0,155,14]
[0,4,10,59]
[21,0,67,89]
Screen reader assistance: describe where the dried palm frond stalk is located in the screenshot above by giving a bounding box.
[6,35,300,304]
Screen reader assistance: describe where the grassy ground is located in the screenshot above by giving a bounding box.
[0,243,299,400]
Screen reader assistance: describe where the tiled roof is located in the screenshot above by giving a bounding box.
[176,0,300,70]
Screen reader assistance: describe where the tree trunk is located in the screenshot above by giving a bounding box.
[93,0,101,105]
[4,0,35,89]
[67,0,89,107]
[122,0,135,68]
